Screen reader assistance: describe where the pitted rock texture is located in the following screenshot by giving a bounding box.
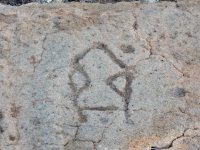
[0,1,200,150]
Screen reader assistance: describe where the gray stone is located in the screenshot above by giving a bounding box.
[0,1,200,150]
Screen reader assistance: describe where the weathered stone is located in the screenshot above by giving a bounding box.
[0,0,159,7]
[0,1,200,150]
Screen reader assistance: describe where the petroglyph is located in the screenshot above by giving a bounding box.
[70,42,135,123]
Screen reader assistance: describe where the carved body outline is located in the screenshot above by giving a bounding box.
[69,42,134,123]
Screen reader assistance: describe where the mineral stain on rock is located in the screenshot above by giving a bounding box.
[10,106,20,118]
[100,117,109,124]
[120,44,135,53]
[173,87,186,98]
[0,111,3,120]
[0,126,4,133]
[0,111,3,134]
[0,13,17,24]
[9,135,16,141]
[31,117,41,126]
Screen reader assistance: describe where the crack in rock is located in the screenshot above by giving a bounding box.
[33,34,48,73]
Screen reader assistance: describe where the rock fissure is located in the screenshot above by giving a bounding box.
[154,128,200,149]
[33,33,48,73]
[93,113,118,149]
[131,22,152,58]
[161,56,185,77]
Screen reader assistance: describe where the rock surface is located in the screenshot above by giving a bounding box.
[0,0,162,7]
[0,1,200,150]
[0,0,159,7]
